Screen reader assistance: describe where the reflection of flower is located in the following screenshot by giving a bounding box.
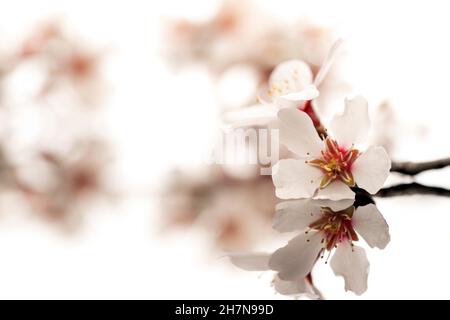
[273,96,391,200]
[15,140,112,227]
[230,198,390,297]
[162,166,276,249]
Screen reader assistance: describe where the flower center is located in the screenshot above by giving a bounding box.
[307,206,358,261]
[308,137,359,189]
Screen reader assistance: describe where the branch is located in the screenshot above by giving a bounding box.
[351,187,376,206]
[390,157,450,175]
[376,182,450,197]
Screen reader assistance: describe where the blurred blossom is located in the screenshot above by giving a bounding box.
[0,19,115,229]
[163,0,335,86]
[230,195,390,297]
[3,20,107,107]
[13,140,113,227]
[162,165,276,249]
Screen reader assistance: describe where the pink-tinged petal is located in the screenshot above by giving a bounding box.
[272,159,322,199]
[352,146,391,194]
[269,231,323,281]
[314,180,355,200]
[353,204,390,249]
[274,200,324,232]
[278,85,319,102]
[330,242,369,295]
[314,39,344,87]
[221,103,278,129]
[273,275,320,299]
[228,253,270,271]
[269,59,313,97]
[278,108,324,158]
[330,95,370,148]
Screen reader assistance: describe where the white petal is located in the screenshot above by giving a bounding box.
[269,59,313,97]
[228,253,270,271]
[352,146,391,194]
[330,242,369,295]
[271,98,299,110]
[274,200,324,232]
[269,231,323,281]
[314,180,355,200]
[316,199,355,212]
[221,103,278,129]
[278,85,319,102]
[273,275,319,299]
[330,95,370,148]
[314,39,344,87]
[278,108,324,158]
[353,204,390,249]
[272,159,322,199]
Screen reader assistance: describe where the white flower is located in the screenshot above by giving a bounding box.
[272,95,391,200]
[222,40,343,129]
[270,199,390,295]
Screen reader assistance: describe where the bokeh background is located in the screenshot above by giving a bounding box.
[0,0,449,299]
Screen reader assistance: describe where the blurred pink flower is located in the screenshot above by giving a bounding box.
[164,0,334,75]
[15,140,113,227]
[11,20,106,106]
[162,166,276,250]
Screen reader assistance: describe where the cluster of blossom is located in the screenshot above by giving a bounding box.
[162,166,276,249]
[162,1,398,297]
[225,33,394,296]
[164,0,333,77]
[0,20,113,228]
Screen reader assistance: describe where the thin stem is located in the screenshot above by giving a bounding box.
[390,157,450,175]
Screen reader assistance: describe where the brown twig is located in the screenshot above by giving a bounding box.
[390,158,450,175]
[376,182,450,197]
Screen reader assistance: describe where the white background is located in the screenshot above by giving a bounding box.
[0,0,449,299]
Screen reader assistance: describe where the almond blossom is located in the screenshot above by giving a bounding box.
[230,198,390,297]
[272,95,391,200]
[222,40,342,129]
